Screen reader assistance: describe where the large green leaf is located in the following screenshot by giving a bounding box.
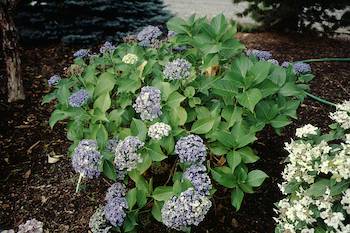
[166,91,186,107]
[231,188,244,211]
[130,118,147,141]
[246,170,268,187]
[237,88,262,112]
[191,117,216,134]
[227,151,242,172]
[147,142,167,162]
[93,93,111,112]
[221,107,243,128]
[103,159,116,181]
[152,186,174,201]
[94,72,115,98]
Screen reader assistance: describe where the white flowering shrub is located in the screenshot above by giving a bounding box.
[275,100,350,233]
[44,14,312,232]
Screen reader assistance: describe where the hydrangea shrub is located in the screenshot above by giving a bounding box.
[275,100,350,233]
[44,14,313,232]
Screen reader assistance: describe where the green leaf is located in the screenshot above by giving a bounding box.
[136,189,148,208]
[269,66,286,87]
[237,88,262,112]
[210,130,236,148]
[221,107,243,128]
[246,170,268,187]
[184,86,195,98]
[279,82,302,96]
[169,106,187,126]
[231,188,244,211]
[128,170,149,193]
[330,180,350,196]
[167,91,186,107]
[152,81,177,101]
[96,124,108,148]
[127,188,137,209]
[152,186,174,201]
[49,109,69,128]
[211,167,237,188]
[130,118,147,141]
[108,109,124,126]
[238,147,259,164]
[270,115,291,128]
[137,151,152,174]
[118,75,141,93]
[94,72,115,98]
[210,13,227,35]
[227,151,242,172]
[307,179,330,197]
[103,159,116,181]
[191,117,215,134]
[93,93,111,112]
[151,201,163,222]
[248,61,271,87]
[147,142,167,162]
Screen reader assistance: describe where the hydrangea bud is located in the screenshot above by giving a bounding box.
[17,219,43,233]
[73,49,90,58]
[148,122,171,140]
[175,134,207,164]
[161,188,212,231]
[68,89,90,107]
[100,41,116,54]
[136,25,162,47]
[47,74,61,86]
[163,58,192,80]
[114,136,144,171]
[104,197,128,227]
[122,53,138,64]
[65,64,84,76]
[281,61,291,68]
[72,139,101,179]
[105,183,127,202]
[89,207,112,233]
[183,164,212,196]
[246,49,272,61]
[133,86,162,121]
[293,62,311,75]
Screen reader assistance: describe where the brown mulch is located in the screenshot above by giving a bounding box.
[0,32,349,233]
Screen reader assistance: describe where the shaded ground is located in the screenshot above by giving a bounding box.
[0,32,350,232]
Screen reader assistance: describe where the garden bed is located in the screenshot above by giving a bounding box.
[0,32,349,233]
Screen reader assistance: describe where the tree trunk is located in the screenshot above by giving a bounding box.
[0,1,25,102]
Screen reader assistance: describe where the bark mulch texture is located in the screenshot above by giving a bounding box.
[1,32,349,232]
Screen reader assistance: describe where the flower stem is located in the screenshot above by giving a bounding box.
[305,92,337,107]
[75,173,84,193]
[296,58,350,63]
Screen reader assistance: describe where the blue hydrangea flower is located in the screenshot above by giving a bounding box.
[161,188,212,231]
[89,207,112,233]
[72,139,101,179]
[68,89,90,107]
[17,219,43,233]
[183,164,212,196]
[104,197,128,227]
[246,49,272,61]
[106,138,119,153]
[136,25,162,47]
[105,183,127,202]
[73,49,90,58]
[100,41,116,54]
[293,62,311,75]
[175,134,207,164]
[163,58,192,80]
[267,59,279,65]
[114,136,144,172]
[281,61,291,68]
[133,86,162,121]
[48,74,61,86]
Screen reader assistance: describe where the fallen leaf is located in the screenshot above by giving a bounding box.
[48,151,63,164]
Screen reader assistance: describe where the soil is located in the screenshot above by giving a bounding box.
[1,32,349,233]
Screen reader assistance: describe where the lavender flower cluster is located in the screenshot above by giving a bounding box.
[68,89,90,107]
[136,25,162,47]
[47,74,61,86]
[175,134,207,164]
[113,136,144,172]
[161,188,212,231]
[133,86,162,121]
[72,139,101,179]
[73,49,90,58]
[17,219,43,233]
[104,182,128,227]
[100,41,116,54]
[183,164,212,196]
[89,207,112,233]
[246,49,272,61]
[163,58,192,80]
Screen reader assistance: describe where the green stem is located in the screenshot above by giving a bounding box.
[75,173,84,193]
[305,92,337,107]
[296,58,350,63]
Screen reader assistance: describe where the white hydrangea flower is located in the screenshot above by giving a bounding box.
[321,211,345,230]
[345,134,350,144]
[341,189,350,214]
[295,124,318,138]
[330,100,350,129]
[122,53,138,64]
[147,122,171,140]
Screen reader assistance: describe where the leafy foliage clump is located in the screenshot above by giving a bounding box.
[44,14,313,232]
